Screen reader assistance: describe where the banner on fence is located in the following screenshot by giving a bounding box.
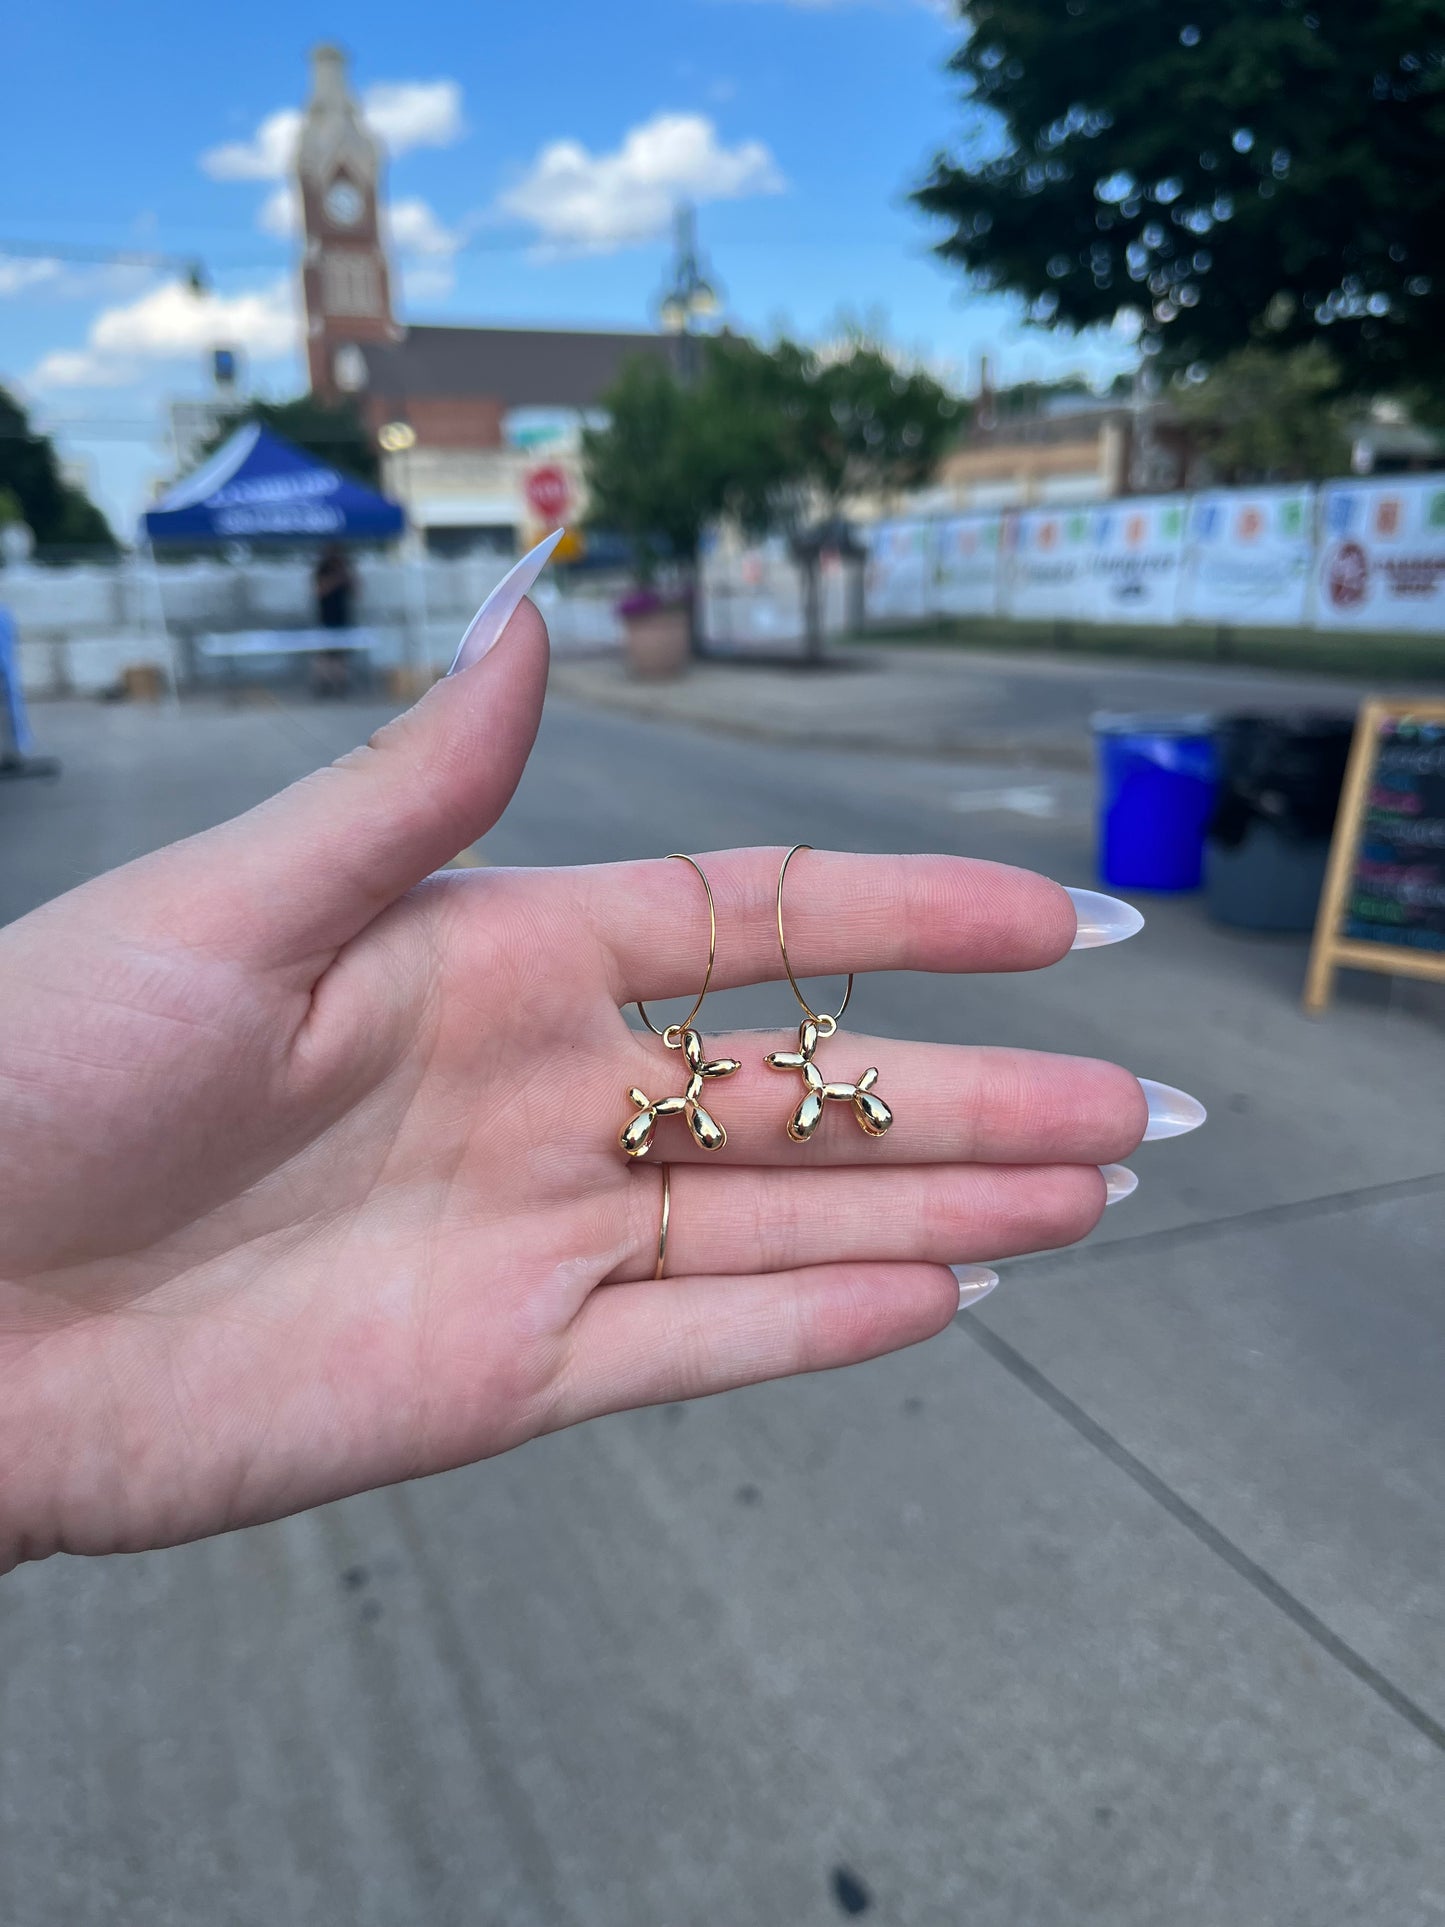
[1091,497,1187,626]
[866,519,934,623]
[1003,508,1095,621]
[1315,478,1445,633]
[701,539,808,653]
[934,513,1003,617]
[1179,487,1316,629]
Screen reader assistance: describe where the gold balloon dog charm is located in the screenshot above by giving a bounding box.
[621,1024,741,1159]
[766,1017,892,1144]
[621,852,740,1161]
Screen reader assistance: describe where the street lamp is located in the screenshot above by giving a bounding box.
[656,203,720,385]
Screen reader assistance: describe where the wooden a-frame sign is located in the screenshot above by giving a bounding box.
[1304,696,1445,1014]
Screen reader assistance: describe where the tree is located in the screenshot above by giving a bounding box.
[913,2,1445,392]
[583,336,961,658]
[1171,343,1351,481]
[702,334,962,657]
[0,385,116,554]
[200,395,379,486]
[705,334,961,535]
[581,354,722,589]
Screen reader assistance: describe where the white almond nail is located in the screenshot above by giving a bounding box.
[955,1264,1000,1308]
[1100,1163,1139,1205]
[447,529,564,675]
[1066,887,1145,950]
[1138,1078,1207,1141]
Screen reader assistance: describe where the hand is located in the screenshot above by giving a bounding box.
[0,598,1154,1568]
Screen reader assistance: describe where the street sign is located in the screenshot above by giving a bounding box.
[525,464,570,524]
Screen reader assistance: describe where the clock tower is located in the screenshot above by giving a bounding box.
[296,43,399,400]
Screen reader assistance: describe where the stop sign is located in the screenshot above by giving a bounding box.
[525,464,570,523]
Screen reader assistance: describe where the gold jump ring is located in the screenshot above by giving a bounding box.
[636,853,718,1042]
[776,843,852,1032]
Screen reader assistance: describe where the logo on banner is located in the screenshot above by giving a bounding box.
[1327,540,1369,609]
[1125,513,1147,547]
[1194,503,1221,540]
[1037,519,1058,549]
[1327,493,1356,535]
[1375,497,1401,537]
[1237,506,1263,543]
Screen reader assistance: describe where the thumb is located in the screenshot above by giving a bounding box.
[188,534,560,963]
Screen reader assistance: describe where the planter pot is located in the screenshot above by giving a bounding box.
[622,603,690,680]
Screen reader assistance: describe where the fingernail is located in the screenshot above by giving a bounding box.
[1138,1078,1207,1141]
[447,529,565,675]
[1066,887,1145,950]
[1101,1163,1139,1205]
[955,1264,1000,1308]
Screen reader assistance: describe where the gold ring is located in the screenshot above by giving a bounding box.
[776,843,853,1034]
[636,854,718,1040]
[654,1165,671,1280]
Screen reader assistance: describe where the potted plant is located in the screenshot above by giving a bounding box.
[615,583,691,679]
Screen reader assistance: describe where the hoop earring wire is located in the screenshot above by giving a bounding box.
[776,843,853,1040]
[636,852,718,1046]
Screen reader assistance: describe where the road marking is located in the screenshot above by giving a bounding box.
[949,785,1059,818]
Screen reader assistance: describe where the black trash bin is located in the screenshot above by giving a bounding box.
[1205,712,1355,931]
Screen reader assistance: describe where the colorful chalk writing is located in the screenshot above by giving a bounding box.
[1344,717,1445,953]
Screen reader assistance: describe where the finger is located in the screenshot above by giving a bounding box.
[572,847,1079,1004]
[617,1030,1149,1167]
[555,1262,962,1425]
[607,1161,1107,1283]
[154,589,551,966]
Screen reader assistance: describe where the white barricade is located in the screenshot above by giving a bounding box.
[1003,508,1096,621]
[1314,477,1445,633]
[1090,496,1187,625]
[935,513,1003,618]
[1179,487,1316,629]
[865,519,935,624]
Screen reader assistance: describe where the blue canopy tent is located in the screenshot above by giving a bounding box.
[142,424,404,544]
[140,426,408,692]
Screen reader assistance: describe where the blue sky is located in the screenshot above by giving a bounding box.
[2,0,1135,529]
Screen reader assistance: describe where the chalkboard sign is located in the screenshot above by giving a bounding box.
[1305,697,1445,1013]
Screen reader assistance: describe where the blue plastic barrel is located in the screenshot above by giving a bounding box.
[1092,712,1218,892]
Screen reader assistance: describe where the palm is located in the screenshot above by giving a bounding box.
[0,601,1149,1567]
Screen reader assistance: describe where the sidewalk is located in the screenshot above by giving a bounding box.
[549,643,1430,768]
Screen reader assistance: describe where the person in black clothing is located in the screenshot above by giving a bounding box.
[312,542,355,696]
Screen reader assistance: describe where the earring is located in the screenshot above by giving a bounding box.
[765,844,893,1144]
[620,853,741,1159]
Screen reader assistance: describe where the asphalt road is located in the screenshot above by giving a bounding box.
[2,687,1443,1927]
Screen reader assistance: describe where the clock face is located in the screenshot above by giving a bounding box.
[324,180,365,228]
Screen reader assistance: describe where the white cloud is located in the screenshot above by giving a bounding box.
[259,182,300,237]
[363,80,464,154]
[30,277,296,390]
[388,197,460,257]
[498,112,785,253]
[202,108,303,182]
[0,256,64,297]
[201,78,464,183]
[388,196,463,301]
